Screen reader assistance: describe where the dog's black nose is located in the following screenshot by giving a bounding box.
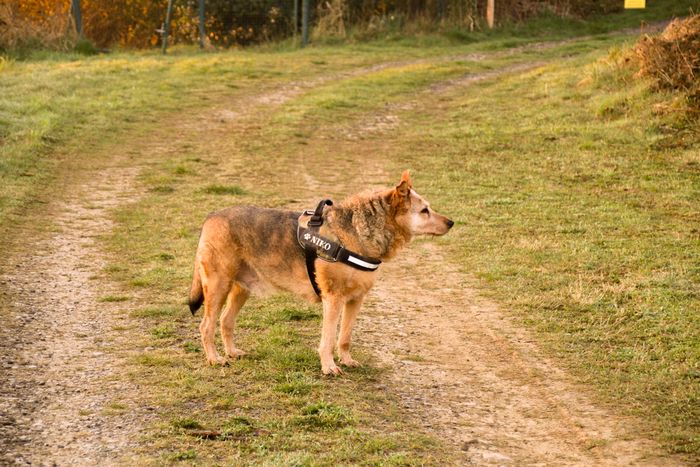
[447,219,454,229]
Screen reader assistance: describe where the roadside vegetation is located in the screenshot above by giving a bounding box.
[1,4,698,463]
[0,0,661,51]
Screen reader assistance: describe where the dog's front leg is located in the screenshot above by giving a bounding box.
[319,295,344,375]
[338,296,363,367]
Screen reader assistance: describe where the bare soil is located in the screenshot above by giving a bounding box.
[361,242,682,465]
[0,167,147,465]
[0,35,686,465]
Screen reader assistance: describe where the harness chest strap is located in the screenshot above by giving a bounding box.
[297,199,381,296]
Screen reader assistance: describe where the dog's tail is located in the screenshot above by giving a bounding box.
[188,259,204,315]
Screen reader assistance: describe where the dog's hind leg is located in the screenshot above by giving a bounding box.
[338,296,364,367]
[220,283,250,359]
[199,261,231,366]
[319,295,345,375]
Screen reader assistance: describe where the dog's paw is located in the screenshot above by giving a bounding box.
[339,356,361,367]
[207,355,228,366]
[322,363,344,376]
[226,348,247,359]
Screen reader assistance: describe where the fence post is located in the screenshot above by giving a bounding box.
[71,0,82,36]
[293,0,299,35]
[198,0,206,48]
[301,0,310,46]
[437,0,445,21]
[486,0,495,28]
[162,0,175,54]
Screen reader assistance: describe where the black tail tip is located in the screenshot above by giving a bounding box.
[188,295,204,315]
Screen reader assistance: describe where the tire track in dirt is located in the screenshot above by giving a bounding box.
[0,167,146,464]
[0,80,352,465]
[0,75,346,463]
[361,243,683,465]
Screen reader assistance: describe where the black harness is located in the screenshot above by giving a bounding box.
[297,199,381,297]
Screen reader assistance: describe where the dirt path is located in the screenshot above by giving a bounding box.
[0,29,684,464]
[0,55,456,464]
[0,167,146,464]
[361,243,682,465]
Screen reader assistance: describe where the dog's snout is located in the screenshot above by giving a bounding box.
[446,219,454,229]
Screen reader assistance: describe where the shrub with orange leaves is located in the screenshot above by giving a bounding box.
[0,0,74,53]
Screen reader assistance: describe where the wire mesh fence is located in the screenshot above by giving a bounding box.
[1,0,623,51]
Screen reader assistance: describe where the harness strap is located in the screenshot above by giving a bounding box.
[304,247,322,297]
[303,199,333,297]
[299,199,381,297]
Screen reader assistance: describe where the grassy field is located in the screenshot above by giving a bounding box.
[1,2,699,463]
[399,59,700,455]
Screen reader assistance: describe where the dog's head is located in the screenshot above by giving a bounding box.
[391,170,454,236]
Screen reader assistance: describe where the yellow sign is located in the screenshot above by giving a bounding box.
[624,0,646,8]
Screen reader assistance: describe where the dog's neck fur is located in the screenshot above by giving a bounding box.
[326,190,412,261]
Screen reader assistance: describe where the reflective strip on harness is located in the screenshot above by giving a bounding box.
[346,255,380,270]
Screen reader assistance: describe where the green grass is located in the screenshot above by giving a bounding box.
[200,184,246,195]
[171,418,203,430]
[122,294,445,463]
[295,402,355,429]
[2,5,699,463]
[98,295,130,302]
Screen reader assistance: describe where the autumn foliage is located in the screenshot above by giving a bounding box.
[1,0,623,51]
[0,1,73,51]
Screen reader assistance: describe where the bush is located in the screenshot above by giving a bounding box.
[492,0,621,22]
[635,15,700,118]
[635,15,700,93]
[0,2,76,55]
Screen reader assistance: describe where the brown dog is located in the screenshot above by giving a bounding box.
[188,171,453,375]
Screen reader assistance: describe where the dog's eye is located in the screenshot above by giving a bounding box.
[421,208,429,215]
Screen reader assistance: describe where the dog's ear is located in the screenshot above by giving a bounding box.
[391,170,412,207]
[396,170,412,197]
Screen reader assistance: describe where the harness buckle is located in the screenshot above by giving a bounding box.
[308,199,333,227]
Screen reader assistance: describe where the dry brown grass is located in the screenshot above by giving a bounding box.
[313,0,347,39]
[0,2,75,52]
[635,15,700,93]
[491,0,621,22]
